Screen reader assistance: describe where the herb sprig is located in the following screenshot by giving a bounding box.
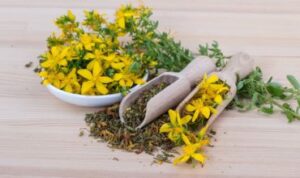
[199,42,300,122]
[198,41,229,68]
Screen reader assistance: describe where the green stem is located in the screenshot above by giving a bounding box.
[270,99,300,120]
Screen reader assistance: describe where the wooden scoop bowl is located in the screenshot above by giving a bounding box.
[119,56,217,129]
[176,52,254,129]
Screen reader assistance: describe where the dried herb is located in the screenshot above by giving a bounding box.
[85,104,175,154]
[152,151,175,164]
[123,82,168,128]
[25,61,33,68]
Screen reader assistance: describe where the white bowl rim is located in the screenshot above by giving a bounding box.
[46,71,148,99]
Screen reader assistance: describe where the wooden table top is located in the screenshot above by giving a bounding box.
[1,1,300,177]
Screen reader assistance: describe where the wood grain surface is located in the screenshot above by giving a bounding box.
[1,1,300,178]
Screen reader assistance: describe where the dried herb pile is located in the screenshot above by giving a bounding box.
[85,105,175,154]
[123,82,168,128]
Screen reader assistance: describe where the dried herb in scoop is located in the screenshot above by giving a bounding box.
[123,82,168,128]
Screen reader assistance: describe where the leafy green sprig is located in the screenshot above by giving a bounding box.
[198,42,300,122]
[122,6,194,72]
[198,41,229,68]
[233,68,300,122]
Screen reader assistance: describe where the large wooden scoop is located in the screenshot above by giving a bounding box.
[119,56,217,129]
[176,52,254,129]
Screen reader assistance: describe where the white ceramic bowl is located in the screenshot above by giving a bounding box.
[46,72,148,107]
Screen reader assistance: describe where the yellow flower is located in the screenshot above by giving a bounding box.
[199,73,229,104]
[160,110,192,142]
[185,98,217,121]
[173,134,207,165]
[67,10,76,21]
[39,71,64,88]
[60,68,80,93]
[199,73,219,88]
[113,72,144,88]
[80,34,95,51]
[115,5,136,29]
[77,61,113,95]
[84,50,105,70]
[40,46,69,69]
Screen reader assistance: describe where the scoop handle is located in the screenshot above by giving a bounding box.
[221,52,254,80]
[179,56,216,85]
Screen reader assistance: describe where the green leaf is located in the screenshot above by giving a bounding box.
[287,75,300,89]
[237,81,244,90]
[129,61,142,73]
[266,82,284,97]
[297,97,300,107]
[282,103,295,122]
[260,105,274,114]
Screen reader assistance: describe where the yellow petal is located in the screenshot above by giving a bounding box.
[113,73,123,81]
[185,104,196,112]
[176,112,182,126]
[93,61,101,77]
[173,155,190,165]
[42,79,49,86]
[84,53,95,60]
[67,10,75,21]
[78,69,93,80]
[199,139,210,146]
[210,107,217,114]
[87,60,95,70]
[199,125,208,138]
[40,60,52,68]
[118,17,125,29]
[99,77,113,83]
[119,79,126,87]
[81,81,94,94]
[159,123,172,133]
[58,59,67,66]
[50,46,59,57]
[134,78,144,85]
[201,107,211,119]
[192,109,200,122]
[96,83,108,94]
[111,62,125,70]
[217,86,229,94]
[191,153,206,164]
[126,79,133,87]
[181,133,191,145]
[39,71,48,78]
[53,80,61,88]
[64,84,73,93]
[168,110,177,126]
[180,115,192,125]
[214,95,223,104]
[207,74,219,84]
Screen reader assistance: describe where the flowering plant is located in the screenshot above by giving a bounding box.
[37,5,193,95]
[160,74,229,165]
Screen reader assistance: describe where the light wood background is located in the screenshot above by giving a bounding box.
[1,0,300,177]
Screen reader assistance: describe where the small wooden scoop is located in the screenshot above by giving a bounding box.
[119,56,217,129]
[176,52,254,129]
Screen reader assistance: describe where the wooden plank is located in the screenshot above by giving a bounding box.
[0,7,300,56]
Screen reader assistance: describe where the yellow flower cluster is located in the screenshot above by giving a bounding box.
[185,74,230,121]
[160,74,229,165]
[38,5,153,95]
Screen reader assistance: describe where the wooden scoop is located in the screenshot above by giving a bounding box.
[119,56,217,129]
[176,52,254,129]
